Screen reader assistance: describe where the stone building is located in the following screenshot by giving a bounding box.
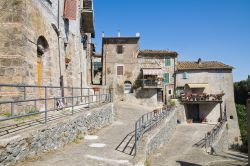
[92,53,102,85]
[136,50,178,105]
[175,58,241,145]
[102,34,178,106]
[102,35,140,99]
[0,0,95,99]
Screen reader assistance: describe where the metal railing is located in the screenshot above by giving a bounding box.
[0,84,112,123]
[142,80,163,88]
[204,111,227,149]
[134,106,174,156]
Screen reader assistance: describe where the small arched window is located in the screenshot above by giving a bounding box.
[37,36,49,57]
[124,81,132,94]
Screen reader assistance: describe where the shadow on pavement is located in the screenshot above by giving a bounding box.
[177,161,202,166]
[115,130,135,156]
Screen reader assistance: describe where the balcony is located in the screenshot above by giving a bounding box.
[81,0,95,36]
[142,79,163,89]
[179,93,224,104]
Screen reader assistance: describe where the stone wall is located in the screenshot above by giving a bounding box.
[209,122,229,154]
[133,109,177,165]
[0,103,115,166]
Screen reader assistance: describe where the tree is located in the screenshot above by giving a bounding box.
[234,76,250,105]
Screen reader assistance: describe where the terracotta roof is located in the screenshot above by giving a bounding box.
[177,60,233,71]
[138,50,178,57]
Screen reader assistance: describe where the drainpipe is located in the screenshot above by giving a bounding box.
[58,0,64,99]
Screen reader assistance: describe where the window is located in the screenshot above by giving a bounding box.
[163,73,170,84]
[117,45,123,54]
[165,56,171,66]
[183,72,188,79]
[117,66,123,75]
[168,90,172,95]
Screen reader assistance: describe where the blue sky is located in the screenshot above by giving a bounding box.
[93,0,250,81]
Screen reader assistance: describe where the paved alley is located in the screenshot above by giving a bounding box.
[16,102,152,166]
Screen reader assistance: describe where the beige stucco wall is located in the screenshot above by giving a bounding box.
[176,70,241,145]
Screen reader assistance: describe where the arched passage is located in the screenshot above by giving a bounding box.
[37,36,49,95]
[124,80,132,94]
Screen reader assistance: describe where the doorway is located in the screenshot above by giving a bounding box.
[186,104,200,122]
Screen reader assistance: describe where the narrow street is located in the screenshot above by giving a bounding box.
[150,124,248,166]
[16,102,152,166]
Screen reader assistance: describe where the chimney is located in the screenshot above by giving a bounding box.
[136,32,140,37]
[102,32,105,38]
[197,58,202,65]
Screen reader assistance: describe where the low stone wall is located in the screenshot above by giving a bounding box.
[133,109,177,165]
[210,122,229,154]
[0,103,115,166]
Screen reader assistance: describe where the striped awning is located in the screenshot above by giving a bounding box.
[142,69,163,75]
[186,83,208,89]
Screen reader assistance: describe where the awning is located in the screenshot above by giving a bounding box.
[142,69,163,75]
[186,83,208,89]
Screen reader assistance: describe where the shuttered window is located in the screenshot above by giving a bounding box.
[117,66,123,75]
[64,0,77,20]
[117,45,123,54]
[163,73,170,84]
[165,56,171,66]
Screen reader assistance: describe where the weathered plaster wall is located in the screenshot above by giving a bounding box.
[199,104,221,123]
[210,123,229,154]
[0,103,115,166]
[176,70,241,145]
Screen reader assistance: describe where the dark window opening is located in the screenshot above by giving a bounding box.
[230,115,233,119]
[117,45,123,54]
[117,66,123,75]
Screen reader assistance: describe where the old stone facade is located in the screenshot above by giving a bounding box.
[175,59,241,145]
[0,0,95,111]
[102,35,178,106]
[102,36,140,99]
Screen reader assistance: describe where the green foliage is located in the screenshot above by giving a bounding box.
[234,76,250,105]
[145,159,150,166]
[236,104,248,152]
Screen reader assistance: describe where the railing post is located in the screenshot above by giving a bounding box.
[134,122,137,156]
[99,89,101,105]
[88,88,90,109]
[71,87,74,115]
[24,86,26,100]
[45,87,48,124]
[11,102,15,117]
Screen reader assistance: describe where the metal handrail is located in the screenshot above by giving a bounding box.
[204,111,227,149]
[134,106,174,156]
[0,84,112,123]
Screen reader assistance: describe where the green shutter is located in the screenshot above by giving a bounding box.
[165,56,171,66]
[164,73,170,84]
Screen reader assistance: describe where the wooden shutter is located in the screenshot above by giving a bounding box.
[117,66,123,75]
[164,73,170,84]
[117,45,123,54]
[64,0,77,20]
[165,56,171,66]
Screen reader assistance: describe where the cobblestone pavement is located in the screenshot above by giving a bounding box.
[149,124,248,166]
[16,102,153,166]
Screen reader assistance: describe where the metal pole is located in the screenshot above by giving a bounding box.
[11,103,15,117]
[81,72,83,102]
[45,87,48,124]
[88,88,90,109]
[72,87,74,115]
[24,86,26,100]
[134,122,137,156]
